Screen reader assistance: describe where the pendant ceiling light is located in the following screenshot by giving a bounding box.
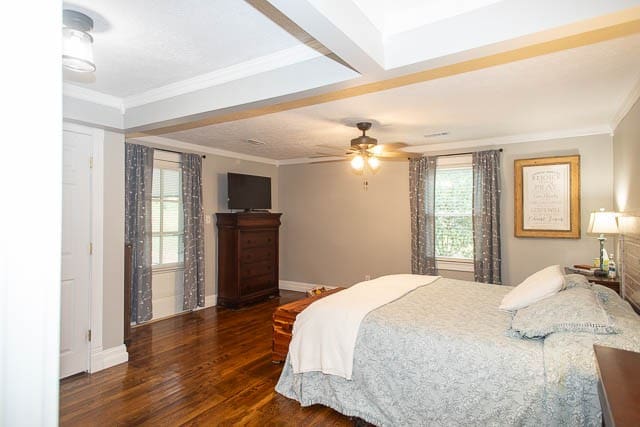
[63,10,96,73]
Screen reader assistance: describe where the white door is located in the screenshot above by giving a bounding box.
[60,130,92,378]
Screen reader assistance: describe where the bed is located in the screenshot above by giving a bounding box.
[275,275,640,426]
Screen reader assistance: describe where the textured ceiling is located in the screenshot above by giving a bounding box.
[161,34,640,160]
[351,0,504,35]
[62,0,311,97]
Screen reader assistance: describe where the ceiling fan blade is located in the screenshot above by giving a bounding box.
[375,151,422,159]
[310,151,348,158]
[310,158,349,164]
[368,142,408,155]
[315,144,345,151]
[381,142,409,150]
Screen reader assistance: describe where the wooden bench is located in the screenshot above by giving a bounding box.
[272,287,345,363]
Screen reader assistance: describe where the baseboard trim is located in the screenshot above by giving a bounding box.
[279,280,337,292]
[193,294,217,311]
[90,344,128,373]
[205,294,217,307]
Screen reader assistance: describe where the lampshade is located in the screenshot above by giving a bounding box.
[63,10,96,73]
[587,211,619,235]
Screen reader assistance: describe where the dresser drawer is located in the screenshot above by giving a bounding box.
[239,231,276,249]
[239,260,275,279]
[241,274,276,295]
[240,246,275,264]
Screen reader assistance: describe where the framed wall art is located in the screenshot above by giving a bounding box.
[514,155,580,238]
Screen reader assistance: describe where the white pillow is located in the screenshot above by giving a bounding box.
[499,265,565,311]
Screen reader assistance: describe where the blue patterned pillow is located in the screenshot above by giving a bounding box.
[508,286,619,339]
[562,274,592,290]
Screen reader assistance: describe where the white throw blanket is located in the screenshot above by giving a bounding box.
[288,274,439,380]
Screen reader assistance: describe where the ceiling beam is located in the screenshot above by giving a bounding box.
[264,0,385,76]
[127,15,640,138]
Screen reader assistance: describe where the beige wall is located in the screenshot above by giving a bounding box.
[102,131,125,350]
[613,97,640,214]
[501,134,613,284]
[202,156,279,298]
[279,134,614,287]
[279,161,412,286]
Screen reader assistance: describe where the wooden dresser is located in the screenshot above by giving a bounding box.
[272,287,344,363]
[216,212,282,308]
[594,345,640,426]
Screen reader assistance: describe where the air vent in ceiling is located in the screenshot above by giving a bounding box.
[245,139,266,145]
[423,131,449,138]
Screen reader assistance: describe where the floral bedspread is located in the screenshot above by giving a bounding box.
[275,279,640,426]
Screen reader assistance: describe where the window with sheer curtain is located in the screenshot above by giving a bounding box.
[152,159,184,267]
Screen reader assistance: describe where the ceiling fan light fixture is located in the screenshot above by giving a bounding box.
[370,145,383,155]
[63,10,96,73]
[368,156,380,171]
[351,154,365,171]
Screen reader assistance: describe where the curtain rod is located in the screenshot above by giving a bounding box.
[155,147,206,159]
[408,148,502,159]
[432,148,502,158]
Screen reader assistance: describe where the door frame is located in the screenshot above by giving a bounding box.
[63,122,104,374]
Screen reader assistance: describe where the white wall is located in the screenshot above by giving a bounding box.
[1,2,61,423]
[278,133,614,287]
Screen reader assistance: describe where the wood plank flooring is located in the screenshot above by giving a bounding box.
[60,290,351,426]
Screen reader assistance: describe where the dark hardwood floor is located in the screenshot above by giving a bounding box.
[60,290,351,426]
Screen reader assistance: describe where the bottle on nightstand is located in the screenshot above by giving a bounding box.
[608,254,616,279]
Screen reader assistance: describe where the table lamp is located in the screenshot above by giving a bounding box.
[587,209,619,277]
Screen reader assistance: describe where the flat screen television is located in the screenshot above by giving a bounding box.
[227,173,271,211]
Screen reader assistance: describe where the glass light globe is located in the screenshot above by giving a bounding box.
[368,156,380,171]
[63,27,96,72]
[351,155,365,171]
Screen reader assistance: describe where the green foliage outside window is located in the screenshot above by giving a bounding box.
[435,167,473,259]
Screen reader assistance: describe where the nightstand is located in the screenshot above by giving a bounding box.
[565,268,620,295]
[586,276,620,295]
[594,345,640,426]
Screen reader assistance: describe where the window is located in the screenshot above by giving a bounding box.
[152,157,183,267]
[435,155,473,271]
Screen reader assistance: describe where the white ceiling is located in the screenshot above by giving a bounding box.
[158,34,640,160]
[62,0,324,97]
[351,0,504,36]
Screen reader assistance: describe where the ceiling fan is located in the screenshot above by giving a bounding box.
[312,122,420,172]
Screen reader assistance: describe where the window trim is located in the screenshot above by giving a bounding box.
[152,158,184,268]
[435,154,474,271]
[436,257,474,272]
[152,263,184,273]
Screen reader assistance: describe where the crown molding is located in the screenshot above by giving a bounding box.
[277,156,346,165]
[129,126,614,167]
[129,135,279,165]
[610,73,640,131]
[63,83,125,113]
[403,126,613,153]
[123,44,324,110]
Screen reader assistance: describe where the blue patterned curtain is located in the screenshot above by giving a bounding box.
[125,143,154,322]
[410,156,437,275]
[472,150,502,284]
[181,153,205,310]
